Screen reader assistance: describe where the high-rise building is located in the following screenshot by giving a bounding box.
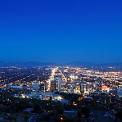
[32,81,40,92]
[40,82,46,92]
[50,80,56,92]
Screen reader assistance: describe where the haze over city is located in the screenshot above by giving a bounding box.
[0,0,122,63]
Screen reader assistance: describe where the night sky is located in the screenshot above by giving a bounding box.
[0,0,122,63]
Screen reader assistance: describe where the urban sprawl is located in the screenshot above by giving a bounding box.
[0,66,122,122]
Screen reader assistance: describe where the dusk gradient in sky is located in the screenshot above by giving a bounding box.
[0,0,122,63]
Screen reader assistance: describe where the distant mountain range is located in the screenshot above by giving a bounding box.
[66,61,122,71]
[0,61,55,67]
[0,61,122,70]
[66,61,122,67]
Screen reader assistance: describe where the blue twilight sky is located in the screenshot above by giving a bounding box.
[0,0,122,63]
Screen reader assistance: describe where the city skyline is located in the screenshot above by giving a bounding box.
[0,0,122,63]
